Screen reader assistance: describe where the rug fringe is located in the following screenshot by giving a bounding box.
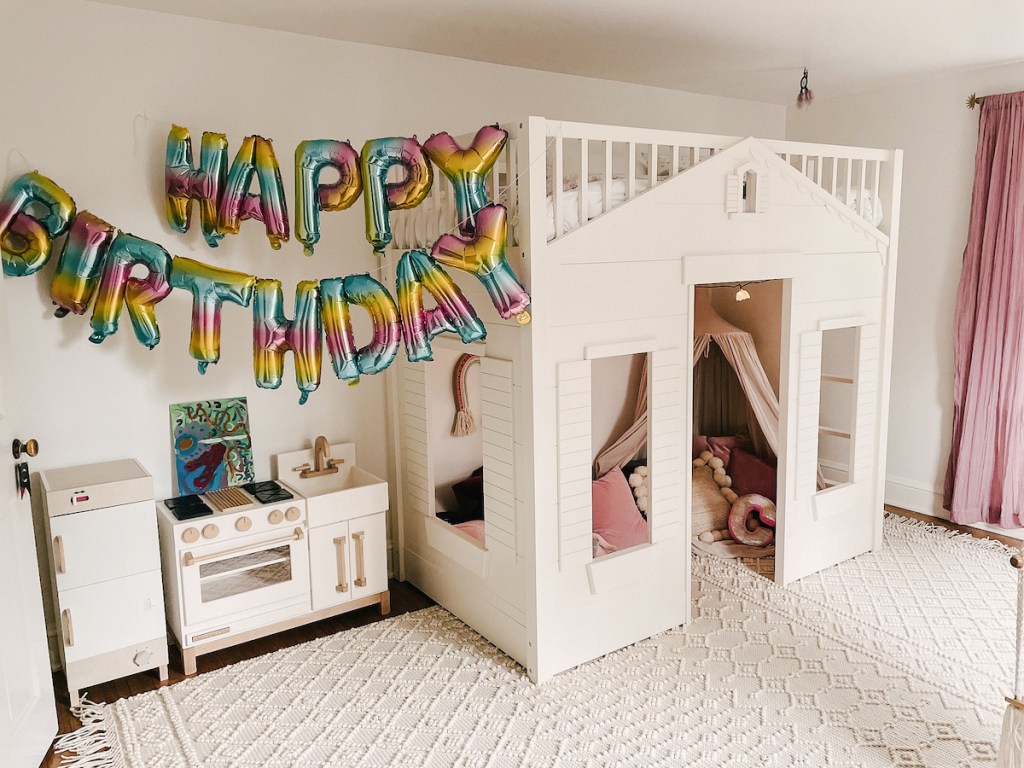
[53,697,124,768]
[884,511,1017,555]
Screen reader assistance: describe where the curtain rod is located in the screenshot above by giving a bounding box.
[966,93,985,109]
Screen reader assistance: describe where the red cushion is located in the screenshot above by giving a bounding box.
[707,435,754,470]
[729,447,777,502]
[592,467,649,552]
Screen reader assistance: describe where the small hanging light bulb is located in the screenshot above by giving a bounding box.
[735,285,751,302]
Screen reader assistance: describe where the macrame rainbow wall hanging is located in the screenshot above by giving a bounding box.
[451,353,480,436]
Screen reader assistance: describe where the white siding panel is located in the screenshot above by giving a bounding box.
[797,331,823,498]
[400,360,433,519]
[481,357,516,552]
[558,360,593,570]
[650,348,685,542]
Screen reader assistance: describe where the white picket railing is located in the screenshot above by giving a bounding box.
[387,118,896,252]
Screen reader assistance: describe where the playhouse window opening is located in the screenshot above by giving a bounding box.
[591,352,650,560]
[817,327,857,487]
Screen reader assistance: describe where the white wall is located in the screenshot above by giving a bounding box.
[786,63,1024,532]
[0,1,783,502]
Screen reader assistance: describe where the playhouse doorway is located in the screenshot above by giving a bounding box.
[690,281,784,579]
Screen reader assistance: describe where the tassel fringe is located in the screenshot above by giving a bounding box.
[883,511,1016,554]
[452,409,476,437]
[998,703,1024,767]
[53,697,124,768]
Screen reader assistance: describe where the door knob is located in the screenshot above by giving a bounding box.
[12,438,39,459]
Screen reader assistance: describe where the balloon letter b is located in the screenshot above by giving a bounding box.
[360,137,432,255]
[165,125,228,248]
[295,140,362,256]
[0,172,76,277]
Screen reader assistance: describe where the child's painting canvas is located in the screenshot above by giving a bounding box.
[170,397,254,495]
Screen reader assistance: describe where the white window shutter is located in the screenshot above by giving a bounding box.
[797,331,823,498]
[480,357,515,551]
[850,324,879,483]
[398,360,432,516]
[650,348,685,542]
[725,174,741,213]
[557,360,593,570]
[756,175,771,213]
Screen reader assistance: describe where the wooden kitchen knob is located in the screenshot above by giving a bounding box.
[285,506,301,522]
[235,516,252,532]
[202,523,220,539]
[268,509,284,525]
[181,527,199,544]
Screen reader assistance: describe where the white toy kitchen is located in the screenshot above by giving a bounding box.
[157,440,390,675]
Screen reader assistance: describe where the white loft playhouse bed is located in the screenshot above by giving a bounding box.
[384,117,903,683]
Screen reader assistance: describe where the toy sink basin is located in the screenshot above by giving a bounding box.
[274,443,388,528]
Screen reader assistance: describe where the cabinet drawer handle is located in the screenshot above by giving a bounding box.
[62,609,75,647]
[53,535,66,575]
[333,536,348,593]
[353,531,367,588]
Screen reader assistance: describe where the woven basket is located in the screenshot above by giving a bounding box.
[692,465,730,535]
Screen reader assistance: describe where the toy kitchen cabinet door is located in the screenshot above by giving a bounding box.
[0,275,57,765]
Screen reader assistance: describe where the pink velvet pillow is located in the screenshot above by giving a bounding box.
[592,467,649,552]
[729,447,777,502]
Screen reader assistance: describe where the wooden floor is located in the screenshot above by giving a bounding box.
[40,579,435,768]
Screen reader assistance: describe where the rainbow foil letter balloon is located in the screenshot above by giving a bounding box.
[165,125,229,248]
[252,279,323,404]
[396,249,486,363]
[217,135,290,250]
[295,140,362,256]
[320,274,401,383]
[89,233,173,349]
[170,256,256,372]
[50,211,116,317]
[423,125,507,236]
[0,172,76,277]
[360,137,432,255]
[431,204,530,321]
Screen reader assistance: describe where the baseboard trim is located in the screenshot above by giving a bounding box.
[885,474,1024,541]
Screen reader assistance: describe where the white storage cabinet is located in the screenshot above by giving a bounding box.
[40,459,168,706]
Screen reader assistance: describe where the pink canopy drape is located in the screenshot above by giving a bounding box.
[944,91,1024,528]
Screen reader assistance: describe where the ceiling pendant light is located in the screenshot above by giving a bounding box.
[796,67,814,109]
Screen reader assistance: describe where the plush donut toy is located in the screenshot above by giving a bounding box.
[727,494,777,547]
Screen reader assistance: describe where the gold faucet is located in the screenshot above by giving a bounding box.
[314,435,330,473]
[294,436,345,478]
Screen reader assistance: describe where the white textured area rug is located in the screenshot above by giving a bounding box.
[58,516,1015,767]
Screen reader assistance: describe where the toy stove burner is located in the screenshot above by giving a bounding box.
[164,494,213,520]
[242,480,294,505]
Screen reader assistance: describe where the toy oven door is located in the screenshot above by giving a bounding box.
[179,526,309,627]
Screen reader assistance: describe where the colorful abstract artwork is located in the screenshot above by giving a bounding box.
[170,397,254,495]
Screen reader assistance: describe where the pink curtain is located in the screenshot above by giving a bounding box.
[944,92,1024,527]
